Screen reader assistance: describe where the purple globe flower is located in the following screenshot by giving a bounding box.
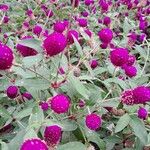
[0,4,9,12]
[85,0,94,6]
[43,32,67,56]
[3,16,9,24]
[103,16,111,26]
[0,42,14,70]
[121,89,134,105]
[33,25,42,35]
[127,54,136,66]
[20,139,48,150]
[54,21,65,33]
[98,28,113,44]
[40,102,49,111]
[49,94,70,114]
[133,86,150,104]
[44,125,62,146]
[71,0,80,7]
[90,59,98,69]
[138,107,148,120]
[110,48,129,66]
[84,29,92,37]
[124,66,137,78]
[22,92,33,100]
[85,113,102,130]
[78,18,88,27]
[6,86,18,99]
[81,11,89,17]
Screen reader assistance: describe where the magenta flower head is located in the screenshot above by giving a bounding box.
[71,0,80,7]
[138,107,148,120]
[20,138,48,150]
[84,29,92,37]
[85,113,102,130]
[49,94,70,114]
[17,36,38,57]
[81,11,89,17]
[58,67,65,75]
[121,89,134,105]
[99,1,109,12]
[26,9,33,17]
[79,99,85,108]
[78,18,87,27]
[40,102,49,111]
[90,59,98,69]
[67,30,79,44]
[33,25,42,36]
[85,0,94,6]
[124,66,137,78]
[110,48,129,66]
[98,28,113,44]
[54,21,65,33]
[127,54,136,66]
[22,92,32,100]
[43,32,67,56]
[103,16,111,26]
[3,16,9,24]
[100,42,108,49]
[6,86,18,99]
[139,20,147,31]
[133,86,150,104]
[44,125,62,146]
[0,4,9,12]
[0,42,14,70]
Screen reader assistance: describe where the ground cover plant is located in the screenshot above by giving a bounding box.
[0,0,150,149]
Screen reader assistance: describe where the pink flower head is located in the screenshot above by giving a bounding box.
[85,0,94,6]
[6,86,18,99]
[49,94,70,114]
[124,66,137,78]
[43,32,67,56]
[127,54,136,66]
[78,18,88,27]
[100,42,108,49]
[67,30,79,44]
[103,16,111,26]
[40,102,49,111]
[33,25,42,35]
[81,11,89,17]
[26,9,33,17]
[110,48,129,66]
[0,4,9,12]
[3,16,9,24]
[85,113,102,130]
[121,89,134,105]
[20,138,48,150]
[0,42,14,70]
[54,21,65,33]
[17,36,38,57]
[98,28,113,44]
[44,125,62,146]
[79,99,86,108]
[133,86,150,104]
[22,92,33,100]
[138,107,148,120]
[46,10,53,18]
[90,59,98,69]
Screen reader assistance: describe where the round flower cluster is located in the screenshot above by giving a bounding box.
[121,86,150,105]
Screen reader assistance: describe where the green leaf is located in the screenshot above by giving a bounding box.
[73,36,83,57]
[115,114,130,133]
[68,74,89,99]
[22,54,43,68]
[0,141,9,150]
[129,115,148,145]
[8,130,25,150]
[18,38,42,53]
[15,108,33,120]
[0,107,11,119]
[44,120,77,131]
[57,142,86,150]
[23,128,37,140]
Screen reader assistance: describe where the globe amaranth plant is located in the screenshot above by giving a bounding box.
[0,0,150,150]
